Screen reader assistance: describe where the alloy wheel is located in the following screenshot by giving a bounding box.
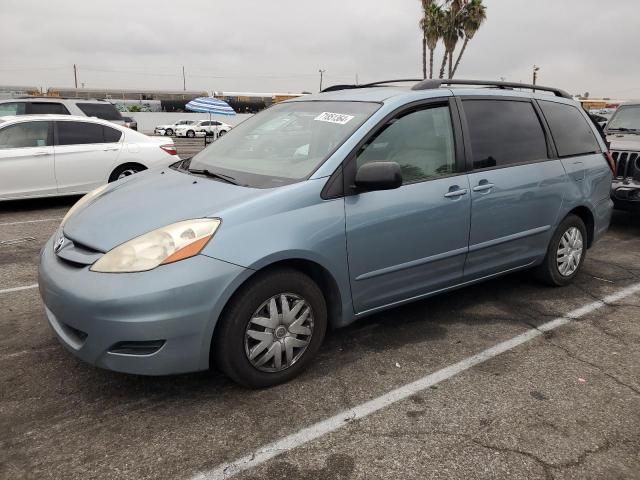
[244,293,314,373]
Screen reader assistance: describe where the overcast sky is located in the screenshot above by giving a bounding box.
[0,0,637,98]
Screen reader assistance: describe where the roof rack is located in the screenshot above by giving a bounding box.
[321,78,572,99]
[321,79,423,93]
[411,79,572,99]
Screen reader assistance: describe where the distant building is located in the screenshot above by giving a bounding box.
[0,85,41,99]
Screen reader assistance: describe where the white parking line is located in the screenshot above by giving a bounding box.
[0,217,62,227]
[0,284,38,295]
[191,281,640,480]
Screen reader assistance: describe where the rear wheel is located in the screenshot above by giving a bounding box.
[535,214,587,286]
[186,130,195,138]
[213,269,327,388]
[109,164,146,182]
[218,130,227,137]
[165,128,174,136]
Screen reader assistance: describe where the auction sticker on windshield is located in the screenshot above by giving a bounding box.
[314,112,355,125]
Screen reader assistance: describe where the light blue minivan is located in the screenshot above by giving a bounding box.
[39,80,614,387]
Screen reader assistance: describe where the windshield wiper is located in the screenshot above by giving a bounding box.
[608,127,640,133]
[188,168,240,185]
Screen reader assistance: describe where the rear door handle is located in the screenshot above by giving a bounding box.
[444,188,468,198]
[473,183,495,192]
[32,151,51,156]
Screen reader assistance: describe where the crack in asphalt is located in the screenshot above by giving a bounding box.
[547,341,640,396]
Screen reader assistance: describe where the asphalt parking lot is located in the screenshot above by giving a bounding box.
[1,198,639,480]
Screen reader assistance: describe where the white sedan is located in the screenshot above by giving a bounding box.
[0,115,180,201]
[154,119,196,136]
[175,120,232,138]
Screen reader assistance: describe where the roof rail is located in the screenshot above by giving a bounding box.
[411,79,572,99]
[321,79,423,93]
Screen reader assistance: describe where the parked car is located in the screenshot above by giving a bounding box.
[0,115,179,201]
[175,120,232,138]
[606,101,640,211]
[0,97,125,125]
[122,116,138,131]
[154,119,196,136]
[39,80,613,388]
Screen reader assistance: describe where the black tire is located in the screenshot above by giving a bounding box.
[165,128,173,136]
[535,214,587,287]
[213,268,327,388]
[218,130,227,137]
[186,130,195,138]
[108,164,146,182]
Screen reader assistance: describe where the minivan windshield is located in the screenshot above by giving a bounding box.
[188,101,380,187]
[607,106,640,133]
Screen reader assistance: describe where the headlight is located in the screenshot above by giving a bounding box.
[61,184,109,227]
[90,219,221,273]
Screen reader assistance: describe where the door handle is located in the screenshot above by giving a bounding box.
[473,183,495,192]
[444,188,468,198]
[103,147,119,151]
[32,151,51,156]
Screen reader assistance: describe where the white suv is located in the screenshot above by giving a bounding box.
[0,97,124,125]
[175,120,232,138]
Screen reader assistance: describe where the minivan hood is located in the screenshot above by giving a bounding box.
[63,169,265,252]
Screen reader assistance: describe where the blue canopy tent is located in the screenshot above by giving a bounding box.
[185,97,236,144]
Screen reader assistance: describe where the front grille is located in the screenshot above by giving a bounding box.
[612,150,640,180]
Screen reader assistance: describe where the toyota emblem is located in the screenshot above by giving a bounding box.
[54,235,65,253]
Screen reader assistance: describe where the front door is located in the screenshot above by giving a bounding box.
[460,98,566,279]
[345,102,471,314]
[0,120,56,199]
[54,120,122,193]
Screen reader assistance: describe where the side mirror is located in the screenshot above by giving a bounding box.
[354,162,402,192]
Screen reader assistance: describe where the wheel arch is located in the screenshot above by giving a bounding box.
[567,205,595,248]
[108,162,148,182]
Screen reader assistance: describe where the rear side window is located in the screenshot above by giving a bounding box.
[103,125,123,143]
[56,121,118,145]
[0,121,51,148]
[76,103,122,121]
[539,101,601,157]
[0,102,26,116]
[27,102,70,115]
[463,100,548,169]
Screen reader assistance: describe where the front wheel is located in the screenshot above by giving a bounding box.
[535,214,587,286]
[165,128,174,136]
[213,269,327,388]
[186,130,195,138]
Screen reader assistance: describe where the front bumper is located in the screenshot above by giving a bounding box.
[611,179,640,211]
[38,236,251,375]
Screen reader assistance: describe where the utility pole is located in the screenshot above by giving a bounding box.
[182,66,186,91]
[73,64,78,89]
[532,65,540,90]
[319,69,326,92]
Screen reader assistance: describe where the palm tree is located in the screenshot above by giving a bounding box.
[439,1,464,79]
[420,2,444,79]
[419,1,431,79]
[451,0,487,78]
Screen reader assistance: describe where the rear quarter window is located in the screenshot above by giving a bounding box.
[76,103,123,121]
[539,101,601,157]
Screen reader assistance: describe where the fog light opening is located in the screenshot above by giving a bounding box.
[108,340,166,355]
